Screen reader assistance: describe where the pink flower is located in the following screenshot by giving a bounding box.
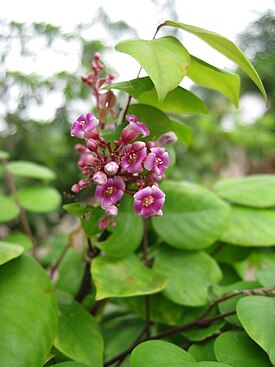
[120,114,150,143]
[143,147,169,176]
[93,171,107,186]
[104,161,119,175]
[105,204,118,217]
[121,142,147,173]
[95,176,125,209]
[133,185,165,218]
[71,113,99,139]
[157,131,178,147]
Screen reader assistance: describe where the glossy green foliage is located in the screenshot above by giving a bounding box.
[108,76,207,114]
[187,56,240,107]
[221,206,275,246]
[7,160,56,180]
[17,186,62,213]
[115,36,190,101]
[0,195,20,222]
[164,21,267,102]
[214,332,272,366]
[154,246,222,306]
[54,297,104,367]
[95,196,143,257]
[237,296,275,364]
[0,240,24,265]
[152,181,230,250]
[213,175,275,208]
[130,340,195,367]
[0,255,58,367]
[92,254,167,300]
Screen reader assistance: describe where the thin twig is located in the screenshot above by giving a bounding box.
[143,218,151,338]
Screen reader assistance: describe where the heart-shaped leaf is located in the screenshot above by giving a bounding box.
[115,36,190,102]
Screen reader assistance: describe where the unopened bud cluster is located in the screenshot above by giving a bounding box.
[71,112,176,229]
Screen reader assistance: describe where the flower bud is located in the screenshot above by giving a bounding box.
[71,184,80,193]
[78,179,88,189]
[104,161,119,175]
[75,144,86,153]
[86,139,98,152]
[93,171,107,185]
[132,141,146,152]
[157,131,178,147]
[85,128,99,140]
[98,217,108,230]
[105,204,118,217]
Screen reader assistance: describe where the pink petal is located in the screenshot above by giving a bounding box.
[143,153,156,171]
[151,185,165,200]
[111,190,124,204]
[101,197,113,209]
[134,187,152,201]
[113,176,125,190]
[140,206,155,218]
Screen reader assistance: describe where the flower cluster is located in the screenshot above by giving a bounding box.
[71,112,176,229]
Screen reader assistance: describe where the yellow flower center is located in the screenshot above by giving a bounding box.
[104,186,116,197]
[142,195,154,207]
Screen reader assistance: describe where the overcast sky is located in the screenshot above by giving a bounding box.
[2,0,274,122]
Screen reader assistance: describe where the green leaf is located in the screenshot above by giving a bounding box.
[221,206,275,246]
[154,246,222,306]
[164,21,267,103]
[2,232,32,252]
[7,160,56,180]
[55,248,85,297]
[0,255,58,366]
[51,363,89,367]
[214,331,272,367]
[213,175,275,208]
[218,280,260,326]
[115,36,190,101]
[0,195,20,222]
[105,76,154,99]
[124,293,186,326]
[17,186,62,213]
[102,313,144,363]
[0,150,10,160]
[237,296,275,364]
[234,250,275,280]
[188,339,216,362]
[127,104,174,138]
[63,202,96,217]
[256,267,275,287]
[152,181,230,250]
[138,85,208,115]
[92,254,167,300]
[95,196,143,257]
[0,240,24,265]
[54,297,104,367]
[187,55,240,107]
[183,320,225,342]
[170,120,193,147]
[130,340,195,367]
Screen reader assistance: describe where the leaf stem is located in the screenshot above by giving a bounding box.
[143,218,151,338]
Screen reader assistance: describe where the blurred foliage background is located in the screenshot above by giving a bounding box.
[0,6,275,240]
